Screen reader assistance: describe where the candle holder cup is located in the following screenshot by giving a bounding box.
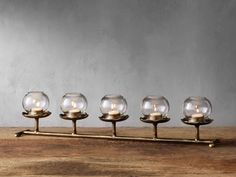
[99,114,129,137]
[22,111,51,133]
[181,117,213,141]
[60,112,88,134]
[140,115,170,139]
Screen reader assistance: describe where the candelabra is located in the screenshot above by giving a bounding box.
[16,92,218,147]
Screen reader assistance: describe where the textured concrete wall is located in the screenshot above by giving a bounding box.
[0,0,235,127]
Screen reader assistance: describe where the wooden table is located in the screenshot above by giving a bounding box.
[0,127,235,177]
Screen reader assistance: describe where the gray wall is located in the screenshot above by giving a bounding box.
[0,0,235,127]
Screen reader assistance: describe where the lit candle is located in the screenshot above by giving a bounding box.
[70,101,80,113]
[150,112,161,117]
[31,107,43,115]
[67,101,81,117]
[189,105,204,122]
[69,109,80,114]
[150,112,162,120]
[108,110,120,115]
[192,113,204,118]
[149,104,162,120]
[68,108,81,118]
[108,103,120,115]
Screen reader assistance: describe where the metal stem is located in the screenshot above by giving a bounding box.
[35,118,39,132]
[195,125,200,141]
[153,123,158,139]
[72,119,77,135]
[112,121,117,137]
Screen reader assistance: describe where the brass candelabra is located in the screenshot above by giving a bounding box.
[15,111,218,148]
[16,92,218,148]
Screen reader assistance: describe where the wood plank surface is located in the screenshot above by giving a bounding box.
[0,127,235,177]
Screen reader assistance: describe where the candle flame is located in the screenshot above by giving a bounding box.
[33,99,40,107]
[36,102,40,107]
[71,101,77,108]
[195,105,200,113]
[111,103,116,110]
[153,104,157,112]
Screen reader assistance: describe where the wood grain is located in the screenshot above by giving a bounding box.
[0,127,235,177]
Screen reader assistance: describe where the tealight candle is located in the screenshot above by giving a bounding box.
[69,109,80,114]
[150,112,161,116]
[30,107,43,115]
[108,103,120,116]
[189,113,204,122]
[108,110,120,115]
[150,112,162,120]
[68,109,81,118]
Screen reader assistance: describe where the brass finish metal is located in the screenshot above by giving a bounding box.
[22,111,51,119]
[60,113,88,134]
[67,111,81,119]
[16,113,218,147]
[99,114,128,122]
[140,116,170,123]
[112,122,116,137]
[140,116,170,139]
[188,116,205,123]
[22,111,51,132]
[195,125,200,140]
[149,115,162,121]
[181,118,213,141]
[60,113,88,120]
[182,117,213,125]
[30,109,44,115]
[99,114,129,137]
[15,129,218,147]
[35,118,39,132]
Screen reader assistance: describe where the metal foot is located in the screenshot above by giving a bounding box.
[15,131,24,137]
[209,143,215,148]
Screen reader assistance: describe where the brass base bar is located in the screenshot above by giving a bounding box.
[15,129,218,147]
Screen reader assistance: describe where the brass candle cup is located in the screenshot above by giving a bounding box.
[102,113,121,120]
[60,112,88,134]
[140,115,170,139]
[66,111,82,119]
[22,111,51,132]
[29,109,44,116]
[188,116,205,123]
[149,114,163,121]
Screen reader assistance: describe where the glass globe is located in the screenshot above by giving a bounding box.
[100,94,127,115]
[183,96,212,118]
[141,96,170,117]
[22,91,49,113]
[60,93,87,114]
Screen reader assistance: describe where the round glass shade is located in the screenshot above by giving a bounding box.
[22,91,49,112]
[183,96,212,118]
[60,93,87,113]
[100,94,127,115]
[141,96,170,117]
